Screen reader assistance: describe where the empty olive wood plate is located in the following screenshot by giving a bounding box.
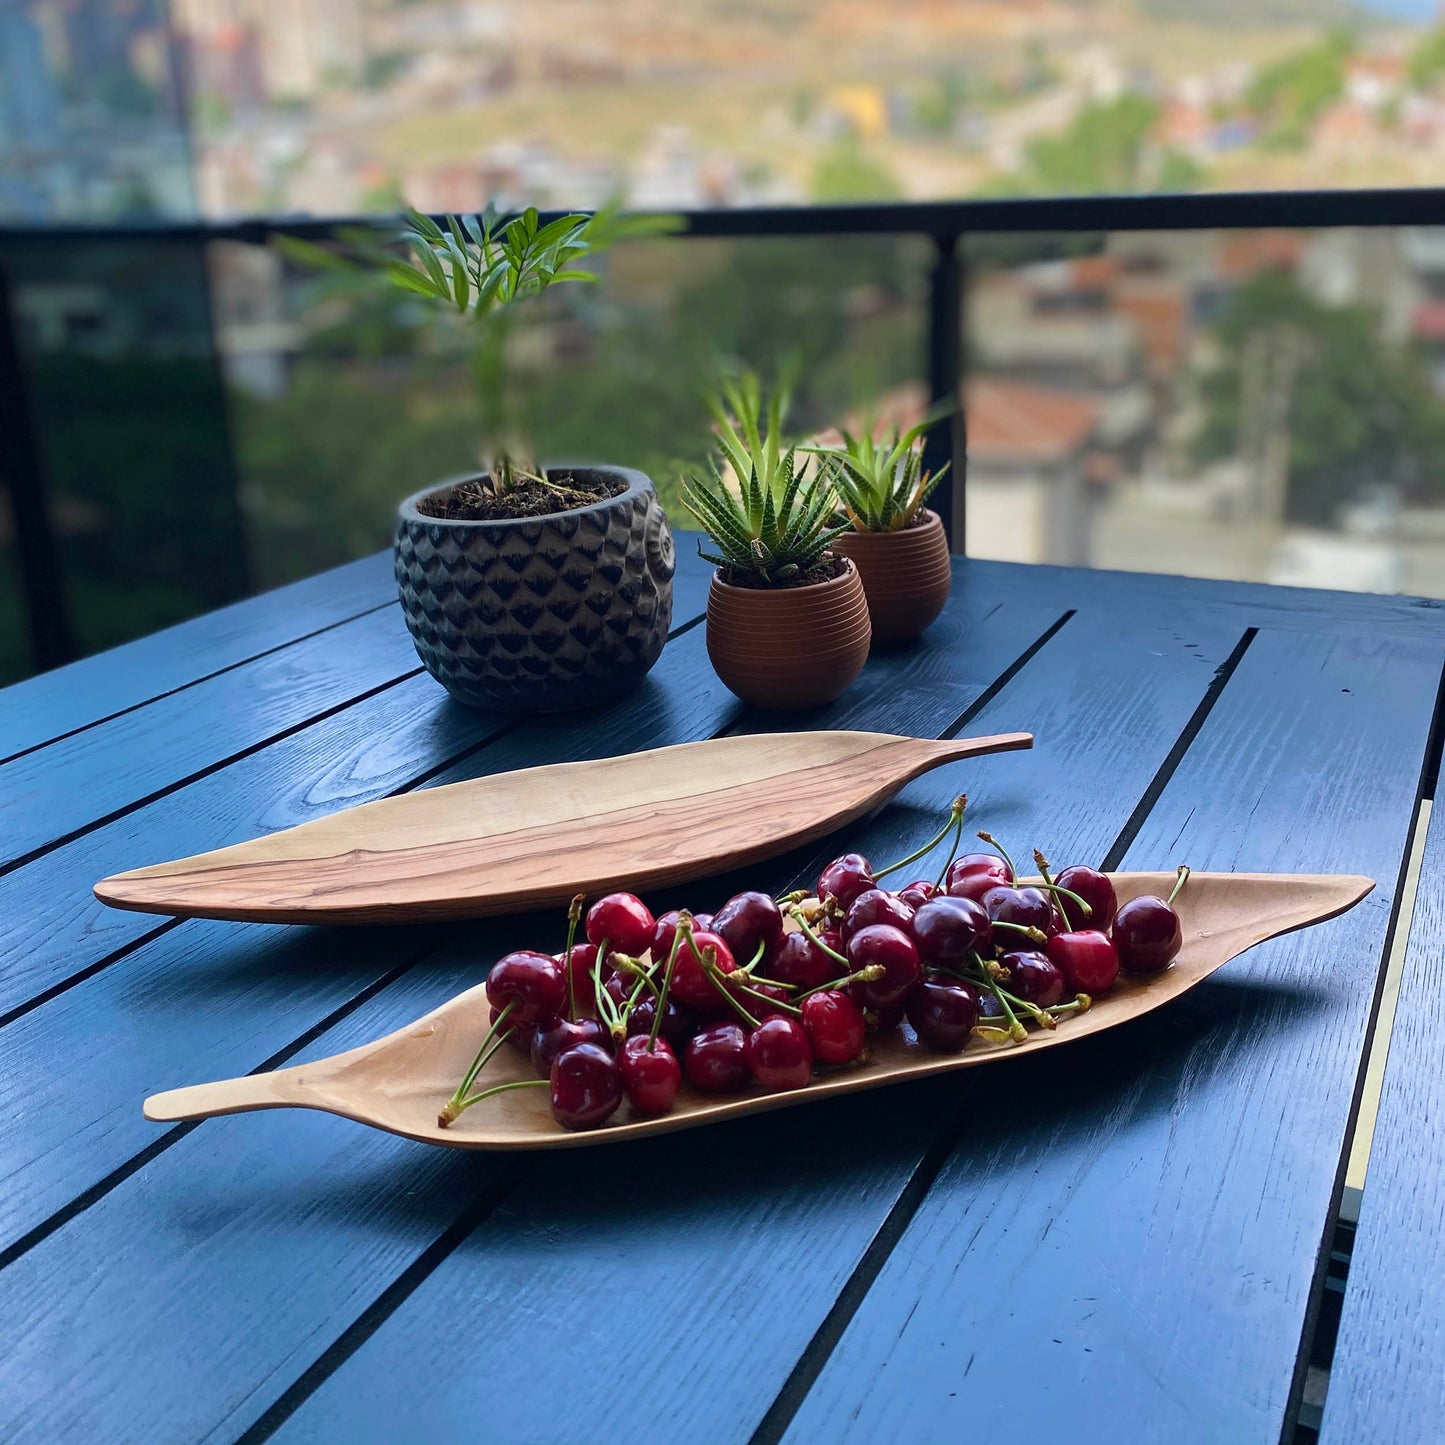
[95,730,1032,926]
[144,871,1372,1148]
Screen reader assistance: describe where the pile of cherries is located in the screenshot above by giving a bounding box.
[436,797,1191,1133]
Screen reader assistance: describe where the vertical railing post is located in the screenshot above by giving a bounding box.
[0,264,76,672]
[923,230,963,554]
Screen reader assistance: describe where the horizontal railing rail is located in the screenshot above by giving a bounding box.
[5,187,1445,675]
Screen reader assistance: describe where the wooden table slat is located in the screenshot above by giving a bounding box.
[0,552,397,765]
[1319,801,1445,1444]
[780,626,1441,1445]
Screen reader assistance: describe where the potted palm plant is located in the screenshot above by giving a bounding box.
[291,204,678,713]
[807,419,952,645]
[682,375,871,709]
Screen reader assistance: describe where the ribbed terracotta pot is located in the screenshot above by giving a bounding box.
[706,558,872,710]
[833,509,952,646]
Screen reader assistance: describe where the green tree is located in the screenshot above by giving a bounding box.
[1409,28,1445,89]
[1246,32,1352,149]
[1196,270,1445,526]
[981,95,1204,197]
[810,142,904,203]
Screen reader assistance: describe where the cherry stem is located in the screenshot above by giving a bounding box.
[991,919,1048,943]
[774,888,809,907]
[931,797,970,891]
[1049,994,1092,1017]
[455,1078,549,1112]
[789,909,849,967]
[976,830,1017,885]
[733,938,771,979]
[874,794,967,882]
[729,976,803,1017]
[971,952,1027,1042]
[648,925,686,1050]
[1032,850,1069,930]
[1168,865,1190,906]
[440,999,517,1125]
[563,893,584,1020]
[705,963,761,1029]
[590,941,618,1032]
[798,963,884,999]
[996,984,1055,1030]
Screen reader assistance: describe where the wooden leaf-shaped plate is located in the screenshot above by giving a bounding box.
[144,871,1373,1148]
[95,730,1032,926]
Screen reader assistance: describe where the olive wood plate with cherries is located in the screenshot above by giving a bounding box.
[144,870,1372,1148]
[94,730,1033,926]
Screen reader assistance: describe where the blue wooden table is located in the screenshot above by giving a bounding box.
[3,548,1444,1444]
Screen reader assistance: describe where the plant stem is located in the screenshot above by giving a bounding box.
[992,920,1048,943]
[1033,849,1069,930]
[590,941,618,1033]
[874,794,967,882]
[931,797,970,891]
[1168,865,1191,906]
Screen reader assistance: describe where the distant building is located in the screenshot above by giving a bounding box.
[0,7,60,149]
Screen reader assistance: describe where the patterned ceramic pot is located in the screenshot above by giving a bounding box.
[394,466,674,713]
[833,510,952,645]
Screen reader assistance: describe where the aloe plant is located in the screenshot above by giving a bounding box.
[680,374,848,586]
[807,417,950,533]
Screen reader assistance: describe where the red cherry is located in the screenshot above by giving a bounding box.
[906,978,980,1051]
[745,1017,813,1091]
[998,949,1065,1007]
[847,923,921,1010]
[1046,929,1119,995]
[897,879,939,910]
[712,891,784,968]
[486,950,567,1024]
[668,929,736,1011]
[770,929,839,991]
[549,1042,623,1130]
[625,994,696,1053]
[531,1017,609,1077]
[618,1036,682,1116]
[870,1002,907,1033]
[799,990,867,1064]
[1054,866,1118,933]
[981,885,1060,937]
[945,853,1012,903]
[841,887,914,944]
[818,853,875,909]
[652,909,717,962]
[1113,896,1182,975]
[490,1005,535,1055]
[586,892,655,957]
[683,1022,751,1093]
[910,895,991,964]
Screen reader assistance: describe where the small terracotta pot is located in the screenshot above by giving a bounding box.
[833,509,952,646]
[706,559,871,710]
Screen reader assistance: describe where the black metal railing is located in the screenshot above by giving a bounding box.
[6,186,1445,677]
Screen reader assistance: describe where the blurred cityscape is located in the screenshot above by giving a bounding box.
[5,3,1445,683]
[6,1,1445,219]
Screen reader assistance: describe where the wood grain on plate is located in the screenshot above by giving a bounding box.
[143,872,1373,1148]
[94,730,1033,924]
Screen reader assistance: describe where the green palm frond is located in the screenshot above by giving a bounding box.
[680,375,844,586]
[804,409,952,533]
